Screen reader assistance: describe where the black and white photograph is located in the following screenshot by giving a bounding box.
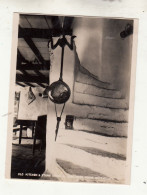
[6,13,137,184]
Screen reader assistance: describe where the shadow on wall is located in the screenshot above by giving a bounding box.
[73,17,133,100]
[101,19,133,100]
[81,38,102,78]
[73,17,103,79]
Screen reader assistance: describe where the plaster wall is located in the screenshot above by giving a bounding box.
[17,86,47,120]
[101,19,133,100]
[73,17,133,99]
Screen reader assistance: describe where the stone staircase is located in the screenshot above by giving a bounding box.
[71,60,129,137]
[48,62,129,184]
[52,130,127,184]
[74,81,122,99]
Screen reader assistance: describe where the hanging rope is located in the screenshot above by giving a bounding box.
[54,103,65,141]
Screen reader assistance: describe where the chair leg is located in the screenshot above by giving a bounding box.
[32,125,34,138]
[39,140,42,153]
[32,124,36,155]
[19,125,22,144]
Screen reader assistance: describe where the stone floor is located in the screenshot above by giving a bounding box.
[11,139,45,180]
[43,129,127,184]
[11,129,127,184]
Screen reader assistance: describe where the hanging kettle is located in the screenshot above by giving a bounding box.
[48,79,71,104]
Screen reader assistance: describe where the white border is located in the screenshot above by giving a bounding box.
[0,0,147,195]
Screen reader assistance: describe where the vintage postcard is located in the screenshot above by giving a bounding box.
[6,13,138,184]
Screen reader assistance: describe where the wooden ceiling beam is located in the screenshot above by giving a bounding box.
[19,69,28,75]
[18,70,36,88]
[16,70,48,88]
[51,16,62,29]
[36,83,46,88]
[19,27,48,66]
[17,62,50,70]
[16,82,26,87]
[17,49,29,63]
[23,36,46,65]
[34,69,46,77]
[34,69,49,84]
[18,26,72,38]
[24,82,35,87]
[63,17,74,30]
[16,74,49,84]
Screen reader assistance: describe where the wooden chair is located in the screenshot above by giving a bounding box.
[16,119,37,155]
[16,116,47,155]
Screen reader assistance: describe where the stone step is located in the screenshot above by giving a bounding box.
[58,128,127,156]
[56,159,117,183]
[73,92,128,109]
[74,82,122,99]
[52,130,127,183]
[65,103,128,122]
[54,142,126,183]
[73,118,128,137]
[76,71,115,90]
